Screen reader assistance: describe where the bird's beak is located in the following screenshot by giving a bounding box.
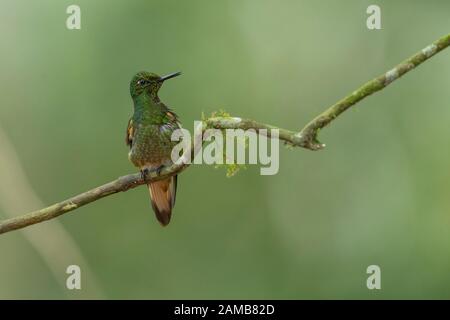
[159,71,182,82]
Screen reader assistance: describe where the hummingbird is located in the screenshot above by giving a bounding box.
[126,71,182,226]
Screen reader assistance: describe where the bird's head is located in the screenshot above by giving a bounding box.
[130,71,181,100]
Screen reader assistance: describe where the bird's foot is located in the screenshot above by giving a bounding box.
[140,165,165,182]
[154,165,164,176]
[140,168,150,182]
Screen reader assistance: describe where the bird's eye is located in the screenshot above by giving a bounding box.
[137,79,147,86]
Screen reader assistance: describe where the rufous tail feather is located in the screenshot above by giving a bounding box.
[148,175,177,226]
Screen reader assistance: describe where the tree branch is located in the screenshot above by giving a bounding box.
[1,33,449,235]
[298,33,450,150]
[0,164,188,235]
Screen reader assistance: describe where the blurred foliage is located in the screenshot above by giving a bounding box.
[0,0,450,299]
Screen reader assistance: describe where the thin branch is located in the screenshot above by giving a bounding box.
[1,33,449,235]
[298,33,450,150]
[0,164,188,235]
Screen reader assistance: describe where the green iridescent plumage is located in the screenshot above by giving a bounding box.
[126,71,181,226]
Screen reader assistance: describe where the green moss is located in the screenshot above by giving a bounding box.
[210,109,232,118]
[215,163,246,177]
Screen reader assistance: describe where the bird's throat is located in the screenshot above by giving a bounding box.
[133,95,167,124]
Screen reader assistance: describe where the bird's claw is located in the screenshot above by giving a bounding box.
[140,168,150,182]
[155,165,164,176]
[140,165,165,182]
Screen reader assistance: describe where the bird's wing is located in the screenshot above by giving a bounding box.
[125,118,134,148]
[159,107,182,135]
[165,110,178,122]
[159,101,180,125]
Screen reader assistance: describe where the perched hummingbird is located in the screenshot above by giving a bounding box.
[126,71,182,226]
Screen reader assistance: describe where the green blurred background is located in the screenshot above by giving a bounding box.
[0,0,449,299]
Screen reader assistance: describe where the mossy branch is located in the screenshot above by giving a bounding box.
[298,33,450,150]
[1,33,449,235]
[0,165,189,235]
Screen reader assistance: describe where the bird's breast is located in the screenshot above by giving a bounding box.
[129,123,177,168]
